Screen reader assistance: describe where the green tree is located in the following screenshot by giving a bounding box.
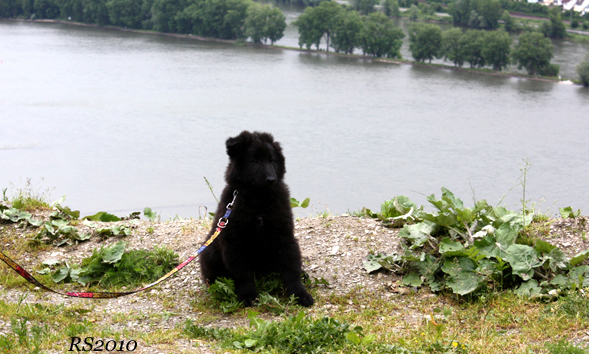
[17,0,34,18]
[547,7,566,39]
[293,0,342,51]
[244,1,266,43]
[244,2,286,44]
[501,10,519,32]
[33,0,59,18]
[359,12,404,58]
[512,31,553,76]
[577,54,589,87]
[481,29,511,71]
[441,27,464,67]
[0,0,18,18]
[408,22,442,63]
[178,0,250,38]
[105,0,143,27]
[459,29,486,68]
[408,3,418,20]
[151,0,186,32]
[82,0,110,25]
[449,0,470,26]
[381,0,399,17]
[54,0,85,21]
[450,0,502,29]
[264,5,286,44]
[352,0,378,15]
[330,9,363,54]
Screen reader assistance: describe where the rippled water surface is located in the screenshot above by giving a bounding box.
[1,20,588,218]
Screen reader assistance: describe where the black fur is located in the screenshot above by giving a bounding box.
[199,131,314,307]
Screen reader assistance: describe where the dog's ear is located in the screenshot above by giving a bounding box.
[226,131,253,158]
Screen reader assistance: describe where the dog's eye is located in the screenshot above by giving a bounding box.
[253,159,259,163]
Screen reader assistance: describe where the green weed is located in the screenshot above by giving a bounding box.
[205,274,300,314]
[363,187,589,298]
[49,241,179,290]
[185,310,382,353]
[545,339,589,354]
[8,178,51,211]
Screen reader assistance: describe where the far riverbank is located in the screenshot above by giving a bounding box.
[3,18,582,85]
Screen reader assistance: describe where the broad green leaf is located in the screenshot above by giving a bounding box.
[58,205,80,220]
[473,235,502,258]
[534,239,556,254]
[504,244,543,281]
[426,194,446,211]
[42,259,60,266]
[495,223,519,248]
[52,267,70,283]
[381,195,416,218]
[244,339,258,348]
[346,332,361,345]
[514,279,541,297]
[102,241,126,264]
[290,198,299,208]
[438,237,464,255]
[559,206,581,219]
[27,218,43,227]
[544,247,568,272]
[445,271,484,295]
[414,253,440,279]
[399,222,435,249]
[441,257,483,295]
[421,212,457,228]
[363,254,383,273]
[402,271,423,287]
[456,207,474,223]
[300,198,310,208]
[143,207,158,221]
[84,211,121,222]
[550,274,569,287]
[568,265,589,287]
[441,256,478,275]
[73,233,92,241]
[441,187,464,210]
[570,249,589,267]
[36,268,51,275]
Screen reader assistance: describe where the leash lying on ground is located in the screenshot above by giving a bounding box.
[0,191,237,299]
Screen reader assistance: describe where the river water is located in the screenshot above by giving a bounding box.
[1,18,588,219]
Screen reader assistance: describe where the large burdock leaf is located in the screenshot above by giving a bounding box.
[438,237,464,256]
[504,244,543,281]
[571,249,589,267]
[514,279,542,297]
[399,221,436,249]
[102,241,126,264]
[441,257,484,295]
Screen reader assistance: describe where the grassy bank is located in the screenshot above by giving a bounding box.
[1,188,589,353]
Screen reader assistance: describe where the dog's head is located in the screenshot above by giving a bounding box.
[225,131,286,189]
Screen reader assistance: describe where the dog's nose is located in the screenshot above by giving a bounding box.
[266,175,276,185]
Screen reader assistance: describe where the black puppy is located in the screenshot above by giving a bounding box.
[199,131,313,307]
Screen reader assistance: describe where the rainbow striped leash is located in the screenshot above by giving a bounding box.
[0,191,237,299]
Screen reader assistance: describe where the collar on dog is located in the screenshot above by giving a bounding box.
[0,191,238,299]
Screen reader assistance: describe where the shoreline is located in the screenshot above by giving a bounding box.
[2,17,579,84]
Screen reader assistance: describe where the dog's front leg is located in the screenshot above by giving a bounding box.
[232,269,258,307]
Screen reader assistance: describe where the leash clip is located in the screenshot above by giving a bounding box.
[226,190,238,209]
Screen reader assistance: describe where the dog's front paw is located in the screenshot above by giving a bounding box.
[237,292,258,307]
[296,292,314,307]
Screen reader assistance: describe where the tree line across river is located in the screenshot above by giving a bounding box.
[1,0,588,81]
